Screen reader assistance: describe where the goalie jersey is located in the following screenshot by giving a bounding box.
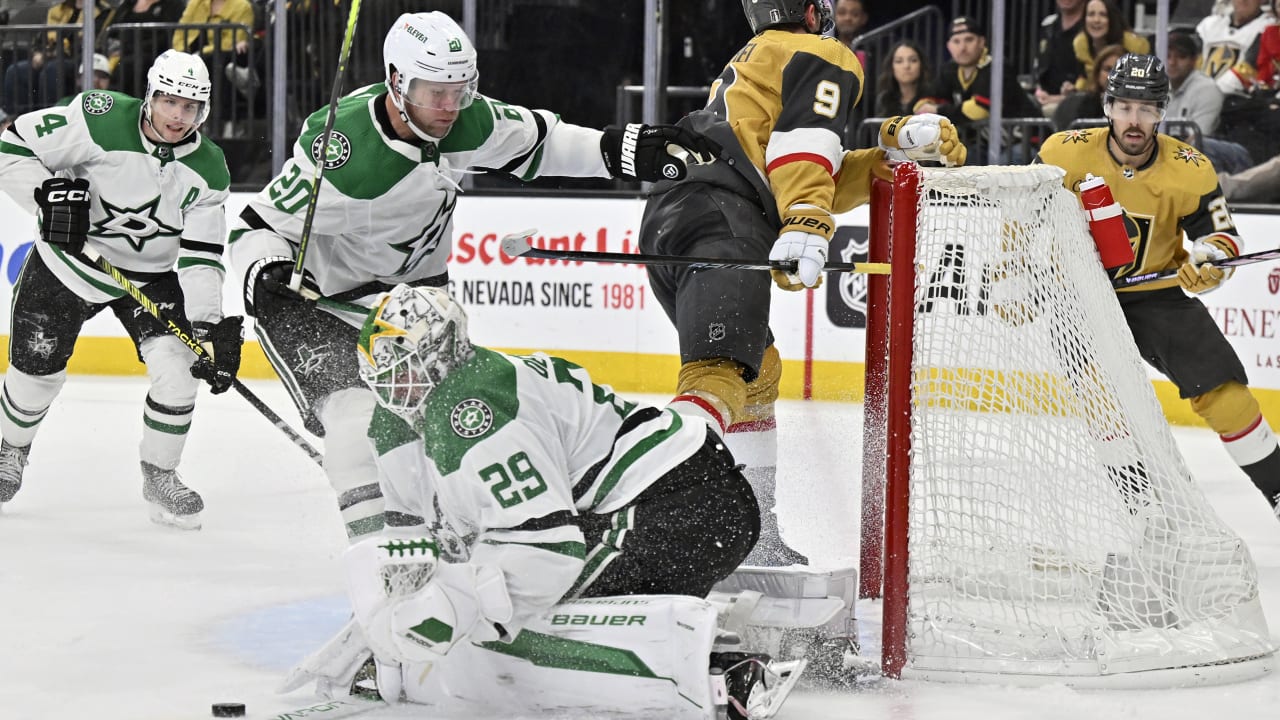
[660,28,884,228]
[1037,126,1242,293]
[369,349,707,635]
[0,91,229,320]
[229,83,610,302]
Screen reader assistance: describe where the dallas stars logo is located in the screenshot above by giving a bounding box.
[1061,129,1090,144]
[92,196,181,251]
[389,194,455,275]
[450,398,493,439]
[310,130,352,170]
[1173,146,1204,166]
[83,91,113,115]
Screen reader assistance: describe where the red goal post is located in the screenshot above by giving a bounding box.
[857,162,1275,686]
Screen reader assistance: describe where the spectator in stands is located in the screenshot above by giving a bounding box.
[1218,148,1280,200]
[43,0,115,109]
[1052,43,1125,131]
[2,48,44,117]
[1073,0,1150,90]
[874,40,941,117]
[1035,0,1088,114]
[172,0,254,60]
[113,0,186,98]
[834,0,871,71]
[1250,0,1280,88]
[1166,30,1224,135]
[933,16,1041,163]
[1196,0,1274,94]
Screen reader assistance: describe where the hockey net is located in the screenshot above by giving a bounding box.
[859,163,1275,685]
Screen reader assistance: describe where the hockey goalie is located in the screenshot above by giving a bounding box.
[282,284,807,719]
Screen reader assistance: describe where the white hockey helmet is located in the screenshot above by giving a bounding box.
[357,284,475,422]
[144,49,211,137]
[384,12,478,139]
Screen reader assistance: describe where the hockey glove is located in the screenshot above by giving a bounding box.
[769,206,834,290]
[244,255,321,315]
[1177,235,1237,294]
[600,123,720,182]
[879,114,967,167]
[33,177,91,254]
[190,316,244,394]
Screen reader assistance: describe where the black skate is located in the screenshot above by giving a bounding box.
[142,461,203,530]
[0,439,30,507]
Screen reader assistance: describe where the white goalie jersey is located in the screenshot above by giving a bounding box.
[229,83,610,318]
[368,349,708,636]
[0,91,230,320]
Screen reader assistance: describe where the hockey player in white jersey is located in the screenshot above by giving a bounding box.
[0,50,243,529]
[287,283,799,718]
[227,11,718,541]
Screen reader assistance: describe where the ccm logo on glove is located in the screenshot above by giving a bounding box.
[781,215,833,236]
[43,189,90,203]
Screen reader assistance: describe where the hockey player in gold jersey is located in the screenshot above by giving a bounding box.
[638,0,967,566]
[1039,53,1280,518]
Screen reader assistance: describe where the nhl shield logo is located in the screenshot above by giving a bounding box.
[310,131,352,170]
[1269,268,1280,294]
[83,91,113,115]
[451,398,493,439]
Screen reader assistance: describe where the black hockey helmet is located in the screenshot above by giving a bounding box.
[1105,53,1170,106]
[740,0,834,35]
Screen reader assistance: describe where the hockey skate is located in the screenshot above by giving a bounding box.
[0,439,30,507]
[710,649,805,720]
[141,461,203,530]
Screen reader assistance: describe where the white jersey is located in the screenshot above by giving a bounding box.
[0,91,229,319]
[229,83,609,317]
[369,349,708,635]
[1197,10,1276,93]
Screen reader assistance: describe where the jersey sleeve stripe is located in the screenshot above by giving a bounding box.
[180,239,224,254]
[177,257,224,271]
[0,140,35,158]
[765,151,835,176]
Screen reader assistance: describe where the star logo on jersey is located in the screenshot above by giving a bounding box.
[1061,129,1090,144]
[1173,147,1205,166]
[389,195,456,275]
[83,91,113,115]
[450,399,493,439]
[310,131,351,170]
[91,196,182,252]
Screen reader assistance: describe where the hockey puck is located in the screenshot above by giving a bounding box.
[211,703,246,718]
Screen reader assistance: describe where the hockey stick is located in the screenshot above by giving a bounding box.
[290,0,364,298]
[1111,247,1280,288]
[501,230,892,274]
[254,697,385,720]
[78,247,325,466]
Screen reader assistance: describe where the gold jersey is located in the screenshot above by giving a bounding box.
[670,28,878,229]
[1037,127,1241,292]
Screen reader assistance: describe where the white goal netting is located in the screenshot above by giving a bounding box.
[894,165,1274,683]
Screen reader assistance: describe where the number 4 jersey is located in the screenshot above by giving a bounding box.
[369,348,709,631]
[0,91,229,318]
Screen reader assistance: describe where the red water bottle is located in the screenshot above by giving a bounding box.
[1079,173,1135,270]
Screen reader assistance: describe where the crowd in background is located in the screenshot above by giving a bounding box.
[3,0,1280,202]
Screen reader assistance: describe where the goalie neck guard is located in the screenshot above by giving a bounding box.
[356,285,475,423]
[740,0,834,35]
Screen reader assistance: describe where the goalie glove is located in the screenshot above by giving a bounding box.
[600,123,720,182]
[879,114,967,167]
[1177,234,1238,294]
[770,206,833,290]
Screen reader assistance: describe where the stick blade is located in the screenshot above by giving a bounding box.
[501,229,538,258]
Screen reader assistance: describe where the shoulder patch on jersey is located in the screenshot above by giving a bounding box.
[449,398,494,439]
[1172,145,1206,166]
[83,91,113,115]
[310,130,352,169]
[1060,129,1091,144]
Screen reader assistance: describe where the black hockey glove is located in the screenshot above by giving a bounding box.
[33,177,91,254]
[600,123,720,182]
[244,255,321,316]
[190,316,244,394]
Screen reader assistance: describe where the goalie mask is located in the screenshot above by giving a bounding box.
[143,50,211,140]
[384,12,479,141]
[357,285,475,422]
[740,0,834,35]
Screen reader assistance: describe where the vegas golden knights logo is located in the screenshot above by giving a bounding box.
[1204,44,1241,79]
[1269,268,1280,295]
